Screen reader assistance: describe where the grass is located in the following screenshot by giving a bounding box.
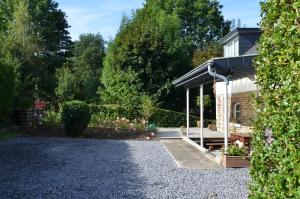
[0,131,19,141]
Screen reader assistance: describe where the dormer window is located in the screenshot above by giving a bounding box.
[224,39,239,57]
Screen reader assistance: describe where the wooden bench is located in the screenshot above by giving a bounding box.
[206,143,224,150]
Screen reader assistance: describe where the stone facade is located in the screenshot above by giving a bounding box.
[216,91,256,134]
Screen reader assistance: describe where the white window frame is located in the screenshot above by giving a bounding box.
[233,103,241,122]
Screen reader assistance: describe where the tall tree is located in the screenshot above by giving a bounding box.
[73,33,105,102]
[1,0,71,107]
[151,0,231,50]
[56,33,105,103]
[100,4,192,110]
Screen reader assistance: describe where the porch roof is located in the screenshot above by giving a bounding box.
[173,54,257,88]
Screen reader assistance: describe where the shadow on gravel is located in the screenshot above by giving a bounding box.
[0,138,146,198]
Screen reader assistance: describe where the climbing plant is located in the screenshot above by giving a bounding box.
[250,0,300,198]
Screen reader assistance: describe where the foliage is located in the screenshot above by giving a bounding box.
[250,1,300,198]
[42,110,60,126]
[141,95,156,122]
[55,66,78,102]
[100,3,192,110]
[145,124,157,133]
[153,0,231,49]
[196,95,212,108]
[89,114,146,132]
[149,108,198,127]
[192,44,222,67]
[73,33,105,102]
[61,101,91,136]
[0,61,15,123]
[0,132,19,141]
[1,0,71,107]
[226,145,247,157]
[89,104,141,121]
[90,104,197,127]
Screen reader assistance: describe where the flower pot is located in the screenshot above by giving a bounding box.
[221,155,250,168]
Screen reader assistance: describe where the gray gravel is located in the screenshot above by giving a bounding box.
[0,138,249,199]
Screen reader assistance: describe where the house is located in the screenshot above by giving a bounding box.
[173,28,261,151]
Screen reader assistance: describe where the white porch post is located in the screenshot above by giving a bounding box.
[224,82,229,151]
[200,85,204,147]
[186,88,190,138]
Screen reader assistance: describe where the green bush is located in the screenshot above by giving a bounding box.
[226,145,247,157]
[0,61,15,123]
[250,1,300,198]
[149,108,198,127]
[145,124,157,133]
[62,101,91,136]
[90,104,198,127]
[89,104,141,120]
[42,110,61,126]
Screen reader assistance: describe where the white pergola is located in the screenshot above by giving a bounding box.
[185,82,229,151]
[173,55,257,151]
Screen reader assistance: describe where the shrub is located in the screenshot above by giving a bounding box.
[89,104,141,120]
[149,108,198,127]
[90,104,198,127]
[226,145,247,157]
[250,1,300,198]
[42,110,61,126]
[61,101,91,136]
[0,61,15,123]
[145,124,157,133]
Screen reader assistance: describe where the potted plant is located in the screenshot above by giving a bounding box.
[145,124,157,139]
[221,145,250,168]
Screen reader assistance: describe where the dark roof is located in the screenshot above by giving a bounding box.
[173,54,257,88]
[219,28,261,45]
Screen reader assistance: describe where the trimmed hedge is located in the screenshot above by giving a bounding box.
[250,1,300,198]
[89,104,140,120]
[89,104,198,127]
[62,101,91,136]
[149,108,198,127]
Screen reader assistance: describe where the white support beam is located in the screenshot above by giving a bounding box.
[200,85,204,147]
[186,88,190,138]
[224,83,229,151]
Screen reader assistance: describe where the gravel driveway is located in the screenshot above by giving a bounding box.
[0,138,249,199]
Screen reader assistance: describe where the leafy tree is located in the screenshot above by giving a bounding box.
[250,1,300,198]
[100,4,191,110]
[0,60,15,123]
[1,0,71,107]
[73,33,105,102]
[192,43,222,67]
[152,0,231,50]
[55,65,78,103]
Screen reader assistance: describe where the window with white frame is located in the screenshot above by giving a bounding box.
[224,39,239,57]
[233,103,241,122]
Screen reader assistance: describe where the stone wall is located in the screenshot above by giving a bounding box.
[216,91,256,134]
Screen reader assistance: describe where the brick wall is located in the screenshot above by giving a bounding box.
[216,91,256,134]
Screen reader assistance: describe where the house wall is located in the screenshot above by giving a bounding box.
[215,76,257,134]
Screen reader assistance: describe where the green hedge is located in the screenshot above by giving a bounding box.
[89,104,198,127]
[89,104,140,120]
[62,101,91,136]
[250,1,300,198]
[149,108,198,127]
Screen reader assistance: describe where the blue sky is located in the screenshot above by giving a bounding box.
[56,0,261,41]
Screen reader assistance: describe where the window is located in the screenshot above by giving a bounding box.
[224,39,239,57]
[234,40,239,56]
[234,103,241,121]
